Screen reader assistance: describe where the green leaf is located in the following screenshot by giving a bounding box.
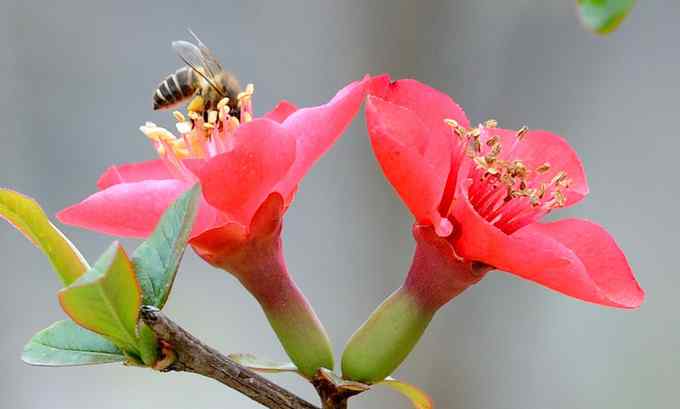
[133,184,200,308]
[58,242,142,353]
[0,189,88,285]
[22,320,125,366]
[136,322,159,366]
[228,353,300,374]
[577,0,635,35]
[378,378,433,409]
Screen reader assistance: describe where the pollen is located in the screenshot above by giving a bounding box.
[237,83,255,105]
[173,111,186,122]
[217,97,230,111]
[448,120,572,234]
[142,82,259,174]
[483,119,498,128]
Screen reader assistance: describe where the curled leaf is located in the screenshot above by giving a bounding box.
[378,377,433,409]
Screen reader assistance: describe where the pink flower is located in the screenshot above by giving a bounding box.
[58,78,369,257]
[365,76,643,309]
[58,76,372,377]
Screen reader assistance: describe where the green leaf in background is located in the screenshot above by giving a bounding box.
[22,320,126,366]
[228,353,300,374]
[0,189,88,285]
[133,184,200,308]
[378,378,433,409]
[577,0,635,35]
[58,242,142,353]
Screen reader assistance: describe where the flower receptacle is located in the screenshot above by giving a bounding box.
[341,225,488,383]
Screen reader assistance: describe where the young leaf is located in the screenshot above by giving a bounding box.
[133,184,200,308]
[58,242,142,353]
[577,0,635,35]
[22,320,125,366]
[0,189,88,285]
[378,378,433,409]
[136,322,159,366]
[228,353,300,374]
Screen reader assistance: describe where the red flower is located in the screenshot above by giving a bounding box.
[58,76,372,377]
[365,76,643,309]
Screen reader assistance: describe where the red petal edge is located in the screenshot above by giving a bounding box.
[264,101,298,123]
[58,180,223,239]
[365,95,451,231]
[198,118,296,226]
[277,75,371,196]
[452,183,643,308]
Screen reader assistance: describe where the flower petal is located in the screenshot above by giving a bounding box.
[521,219,644,308]
[277,76,371,196]
[198,118,296,226]
[97,159,207,190]
[365,95,452,233]
[97,160,174,190]
[58,180,222,239]
[190,193,285,269]
[264,101,298,123]
[369,76,470,140]
[451,185,641,308]
[481,127,589,206]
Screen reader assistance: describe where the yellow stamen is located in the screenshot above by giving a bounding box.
[444,118,459,127]
[237,83,255,107]
[173,111,186,122]
[176,121,192,134]
[483,119,498,128]
[516,126,528,140]
[217,97,230,111]
[207,110,218,124]
[536,162,551,173]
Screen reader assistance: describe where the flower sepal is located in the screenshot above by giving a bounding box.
[192,193,334,378]
[341,224,489,384]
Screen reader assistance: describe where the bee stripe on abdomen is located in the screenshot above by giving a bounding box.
[175,68,196,98]
[166,74,182,98]
[159,80,176,104]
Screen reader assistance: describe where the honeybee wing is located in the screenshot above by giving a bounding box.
[172,40,225,97]
[187,29,225,76]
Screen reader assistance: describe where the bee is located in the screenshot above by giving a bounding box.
[153,30,241,116]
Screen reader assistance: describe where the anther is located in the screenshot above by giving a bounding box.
[173,111,186,122]
[207,110,218,124]
[536,163,551,173]
[176,121,192,134]
[516,126,528,139]
[237,84,255,104]
[444,118,459,128]
[217,98,230,111]
[486,135,500,147]
[483,119,498,128]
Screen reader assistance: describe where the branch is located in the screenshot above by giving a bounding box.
[140,306,320,409]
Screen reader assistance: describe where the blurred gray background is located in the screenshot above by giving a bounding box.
[1,1,677,408]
